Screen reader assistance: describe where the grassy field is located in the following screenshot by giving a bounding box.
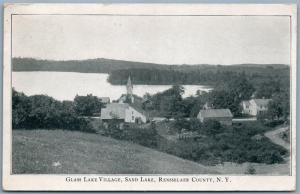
[12,129,218,174]
[205,161,289,175]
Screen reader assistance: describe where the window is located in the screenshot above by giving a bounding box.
[132,116,134,120]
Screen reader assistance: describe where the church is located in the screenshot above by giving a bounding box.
[101,76,147,124]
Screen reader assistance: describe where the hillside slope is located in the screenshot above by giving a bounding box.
[12,130,218,174]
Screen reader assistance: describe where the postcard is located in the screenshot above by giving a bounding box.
[2,3,297,191]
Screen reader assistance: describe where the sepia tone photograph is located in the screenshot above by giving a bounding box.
[2,4,297,191]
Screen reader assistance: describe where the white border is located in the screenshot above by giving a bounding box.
[2,4,297,191]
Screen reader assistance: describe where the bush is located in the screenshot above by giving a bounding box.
[173,118,190,132]
[123,126,158,148]
[263,120,285,127]
[245,165,256,174]
[173,118,203,133]
[202,120,223,136]
[103,120,159,148]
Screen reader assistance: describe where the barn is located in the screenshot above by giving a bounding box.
[197,109,233,125]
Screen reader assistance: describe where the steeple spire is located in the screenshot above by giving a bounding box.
[126,76,133,95]
[126,76,134,103]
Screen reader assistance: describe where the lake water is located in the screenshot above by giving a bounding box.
[12,72,212,101]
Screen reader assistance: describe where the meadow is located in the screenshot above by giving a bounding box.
[12,129,217,174]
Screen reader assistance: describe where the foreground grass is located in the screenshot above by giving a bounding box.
[13,129,218,174]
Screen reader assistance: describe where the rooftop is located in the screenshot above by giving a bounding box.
[199,109,233,118]
[251,99,271,106]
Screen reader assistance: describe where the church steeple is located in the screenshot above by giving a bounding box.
[126,76,134,103]
[126,76,133,95]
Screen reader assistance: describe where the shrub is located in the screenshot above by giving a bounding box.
[245,165,256,175]
[103,120,159,148]
[173,118,190,132]
[202,120,223,136]
[263,120,285,127]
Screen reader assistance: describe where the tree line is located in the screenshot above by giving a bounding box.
[108,65,289,86]
[12,89,104,132]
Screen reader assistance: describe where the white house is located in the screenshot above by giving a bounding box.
[241,99,271,116]
[101,103,147,123]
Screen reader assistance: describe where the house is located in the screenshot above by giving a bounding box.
[197,109,233,125]
[101,103,147,124]
[241,99,271,116]
[99,97,110,104]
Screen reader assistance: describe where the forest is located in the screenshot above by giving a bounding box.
[107,66,289,87]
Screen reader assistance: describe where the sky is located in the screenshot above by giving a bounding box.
[12,15,290,65]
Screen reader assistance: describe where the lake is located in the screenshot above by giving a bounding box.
[12,72,212,101]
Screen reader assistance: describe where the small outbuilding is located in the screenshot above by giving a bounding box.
[197,109,233,126]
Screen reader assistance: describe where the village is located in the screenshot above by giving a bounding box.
[98,76,272,132]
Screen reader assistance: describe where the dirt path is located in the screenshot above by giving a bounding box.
[264,126,290,150]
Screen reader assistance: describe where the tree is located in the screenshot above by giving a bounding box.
[256,78,281,99]
[181,96,205,117]
[150,85,185,118]
[12,89,95,132]
[266,91,290,120]
[74,94,104,116]
[12,88,31,128]
[206,75,254,117]
[227,74,255,101]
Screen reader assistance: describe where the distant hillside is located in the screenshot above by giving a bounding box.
[12,57,289,85]
[12,57,288,73]
[12,57,172,73]
[12,130,218,174]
